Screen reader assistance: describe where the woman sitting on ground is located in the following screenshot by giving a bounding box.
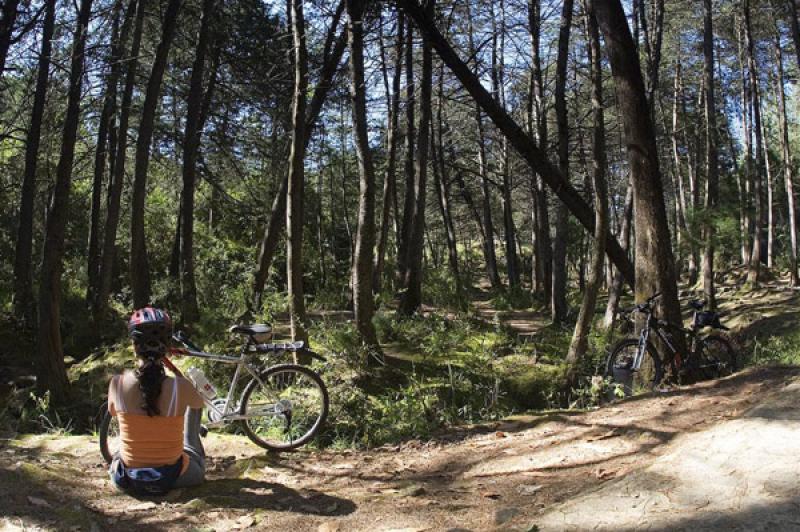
[108,307,205,494]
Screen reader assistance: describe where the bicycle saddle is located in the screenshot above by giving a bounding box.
[229,324,272,336]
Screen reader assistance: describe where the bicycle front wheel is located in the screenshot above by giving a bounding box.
[240,364,329,451]
[605,339,663,397]
[698,335,737,379]
[98,401,120,465]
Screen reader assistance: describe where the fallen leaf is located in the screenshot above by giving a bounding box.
[318,523,340,532]
[495,431,508,438]
[481,490,501,499]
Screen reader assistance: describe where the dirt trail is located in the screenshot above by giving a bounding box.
[2,367,798,531]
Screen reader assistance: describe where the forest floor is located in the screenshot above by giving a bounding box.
[3,271,800,531]
[2,366,800,531]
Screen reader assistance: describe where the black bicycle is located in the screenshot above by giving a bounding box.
[98,324,329,464]
[604,293,737,396]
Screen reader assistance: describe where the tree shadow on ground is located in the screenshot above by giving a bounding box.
[167,477,356,516]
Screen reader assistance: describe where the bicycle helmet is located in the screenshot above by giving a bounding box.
[128,307,172,355]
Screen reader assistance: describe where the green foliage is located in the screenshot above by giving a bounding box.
[749,331,800,366]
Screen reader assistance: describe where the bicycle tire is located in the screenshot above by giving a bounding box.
[98,401,118,465]
[605,338,664,397]
[698,335,737,378]
[240,363,329,451]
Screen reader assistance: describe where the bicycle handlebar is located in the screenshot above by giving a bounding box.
[620,292,663,316]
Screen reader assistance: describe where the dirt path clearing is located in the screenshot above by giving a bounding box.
[1,367,798,531]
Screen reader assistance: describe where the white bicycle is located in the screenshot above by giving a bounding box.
[99,325,329,463]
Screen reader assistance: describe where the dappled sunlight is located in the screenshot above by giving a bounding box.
[535,382,800,531]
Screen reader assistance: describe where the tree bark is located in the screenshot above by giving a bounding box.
[251,4,346,309]
[346,0,380,350]
[701,0,718,308]
[567,0,607,384]
[745,0,766,286]
[593,0,684,350]
[396,21,416,288]
[37,0,94,401]
[130,0,184,307]
[552,0,574,323]
[13,0,56,325]
[180,0,217,324]
[398,0,433,316]
[775,24,799,285]
[374,11,404,294]
[398,0,636,288]
[286,0,309,345]
[96,0,145,321]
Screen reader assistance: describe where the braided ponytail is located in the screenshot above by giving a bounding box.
[135,354,166,416]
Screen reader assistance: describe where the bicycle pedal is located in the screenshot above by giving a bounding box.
[199,425,208,438]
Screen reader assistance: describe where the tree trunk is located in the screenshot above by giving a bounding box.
[346,0,380,350]
[397,22,416,288]
[251,4,346,309]
[95,0,145,321]
[737,17,753,266]
[603,180,632,329]
[528,0,552,303]
[552,0,574,323]
[87,0,126,311]
[788,0,800,70]
[432,76,464,306]
[775,25,799,285]
[0,0,19,85]
[398,0,636,288]
[180,0,217,324]
[745,0,766,286]
[286,0,309,345]
[37,0,93,401]
[13,0,56,325]
[761,106,775,270]
[374,12,404,294]
[130,0,184,308]
[567,0,607,384]
[593,0,684,350]
[398,0,433,316]
[493,0,520,289]
[466,6,502,290]
[701,0,718,309]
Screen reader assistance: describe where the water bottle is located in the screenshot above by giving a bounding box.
[186,367,217,400]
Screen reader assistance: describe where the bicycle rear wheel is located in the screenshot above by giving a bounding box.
[240,364,328,451]
[698,335,737,379]
[605,339,663,397]
[98,402,120,465]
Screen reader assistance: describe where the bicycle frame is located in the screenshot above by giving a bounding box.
[165,345,273,428]
[630,313,696,372]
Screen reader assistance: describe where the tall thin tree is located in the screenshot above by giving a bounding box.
[13,0,56,325]
[286,0,309,345]
[346,0,380,350]
[701,0,719,309]
[37,0,94,400]
[130,0,184,307]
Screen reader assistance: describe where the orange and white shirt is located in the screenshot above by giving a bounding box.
[108,373,203,474]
